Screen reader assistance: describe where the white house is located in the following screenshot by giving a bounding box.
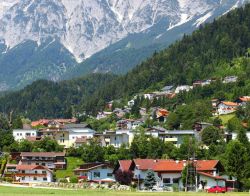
[223,76,238,83]
[217,101,238,115]
[116,159,229,191]
[144,93,156,100]
[13,129,37,141]
[175,85,192,94]
[100,130,133,148]
[74,162,115,183]
[15,165,53,183]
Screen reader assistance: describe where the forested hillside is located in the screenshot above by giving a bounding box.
[0,74,116,119]
[0,4,250,119]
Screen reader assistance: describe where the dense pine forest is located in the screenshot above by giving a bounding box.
[0,4,250,119]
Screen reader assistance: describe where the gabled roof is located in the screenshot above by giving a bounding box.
[20,152,65,157]
[74,162,112,172]
[198,172,225,180]
[153,160,220,172]
[16,165,51,172]
[118,160,133,171]
[220,102,238,107]
[134,159,159,170]
[64,123,90,129]
[239,96,250,102]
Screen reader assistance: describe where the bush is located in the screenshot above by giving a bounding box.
[3,177,13,183]
[70,176,78,183]
[59,178,68,183]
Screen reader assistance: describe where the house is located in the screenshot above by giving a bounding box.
[217,101,238,115]
[145,127,199,147]
[19,152,66,170]
[115,159,230,190]
[128,99,135,107]
[144,93,156,100]
[96,130,134,148]
[223,76,238,83]
[116,119,143,130]
[194,122,213,132]
[193,80,211,88]
[156,108,170,122]
[96,111,112,120]
[31,118,77,127]
[153,160,227,190]
[38,123,95,148]
[14,165,53,183]
[74,162,115,183]
[175,85,192,94]
[161,86,174,93]
[235,96,250,107]
[13,129,38,141]
[65,124,95,147]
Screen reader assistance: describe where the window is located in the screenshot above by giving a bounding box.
[43,177,47,181]
[33,177,37,181]
[42,171,46,174]
[22,170,25,174]
[107,173,113,177]
[26,133,31,136]
[32,133,35,136]
[173,178,179,184]
[102,166,107,169]
[20,133,22,136]
[163,178,171,184]
[35,171,38,174]
[22,177,25,180]
[17,133,19,136]
[93,172,100,178]
[42,163,46,166]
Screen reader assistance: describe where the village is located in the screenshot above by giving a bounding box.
[0,75,249,193]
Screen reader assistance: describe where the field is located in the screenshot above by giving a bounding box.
[0,186,250,196]
[55,157,83,179]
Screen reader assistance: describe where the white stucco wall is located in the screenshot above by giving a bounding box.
[13,129,37,141]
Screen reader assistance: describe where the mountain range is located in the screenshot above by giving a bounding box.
[0,0,248,90]
[0,3,250,119]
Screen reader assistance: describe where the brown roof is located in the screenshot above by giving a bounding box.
[20,152,65,157]
[75,162,112,172]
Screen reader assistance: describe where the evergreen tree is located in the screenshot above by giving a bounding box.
[144,170,157,190]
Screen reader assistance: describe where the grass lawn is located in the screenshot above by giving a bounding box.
[0,186,250,196]
[218,113,235,126]
[55,157,83,179]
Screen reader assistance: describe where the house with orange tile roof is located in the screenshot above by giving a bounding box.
[217,101,238,115]
[115,159,231,191]
[235,96,250,107]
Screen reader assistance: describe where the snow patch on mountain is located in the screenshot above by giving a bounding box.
[0,0,248,63]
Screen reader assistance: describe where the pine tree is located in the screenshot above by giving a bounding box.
[144,170,157,190]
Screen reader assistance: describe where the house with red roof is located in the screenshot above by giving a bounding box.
[13,165,53,183]
[235,96,250,107]
[115,159,230,190]
[217,101,238,115]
